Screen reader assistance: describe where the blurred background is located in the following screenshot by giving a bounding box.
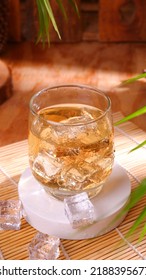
[0,0,146,146]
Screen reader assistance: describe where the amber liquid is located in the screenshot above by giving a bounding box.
[29,104,114,199]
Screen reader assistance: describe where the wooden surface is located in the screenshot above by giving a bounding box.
[0,112,146,260]
[8,0,21,41]
[0,42,146,147]
[99,0,146,42]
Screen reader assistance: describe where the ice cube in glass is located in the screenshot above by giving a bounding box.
[33,151,62,180]
[28,232,60,260]
[64,192,95,229]
[0,200,22,230]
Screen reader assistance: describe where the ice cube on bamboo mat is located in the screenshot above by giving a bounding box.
[28,232,60,260]
[64,192,95,229]
[0,200,22,230]
[0,249,4,260]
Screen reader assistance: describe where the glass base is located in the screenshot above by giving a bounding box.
[18,163,131,239]
[43,184,104,201]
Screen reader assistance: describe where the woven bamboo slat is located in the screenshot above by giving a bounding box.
[0,112,146,260]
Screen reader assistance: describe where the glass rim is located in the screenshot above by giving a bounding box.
[29,84,111,126]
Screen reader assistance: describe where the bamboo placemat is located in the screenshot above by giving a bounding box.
[0,112,146,260]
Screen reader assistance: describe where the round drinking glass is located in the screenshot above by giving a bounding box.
[28,84,114,200]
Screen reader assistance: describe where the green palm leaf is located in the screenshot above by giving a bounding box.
[126,207,146,238]
[43,0,61,39]
[40,0,51,45]
[55,0,67,20]
[36,0,52,45]
[138,223,146,243]
[68,0,80,16]
[113,179,146,223]
[115,106,146,126]
[114,102,146,242]
[36,0,79,44]
[123,179,146,214]
[129,140,146,153]
[36,0,46,45]
[122,72,146,85]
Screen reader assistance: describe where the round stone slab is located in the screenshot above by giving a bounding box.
[18,162,131,240]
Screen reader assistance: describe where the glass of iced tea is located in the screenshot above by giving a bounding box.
[28,84,114,200]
